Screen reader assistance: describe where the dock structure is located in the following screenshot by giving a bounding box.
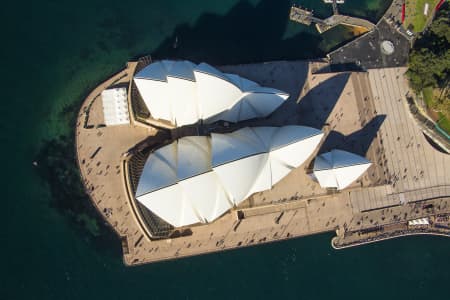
[318,14,376,33]
[290,1,375,34]
[289,6,317,26]
[324,0,342,15]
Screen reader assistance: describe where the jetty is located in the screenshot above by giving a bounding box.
[290,0,375,33]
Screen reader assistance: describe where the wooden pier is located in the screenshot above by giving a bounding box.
[289,6,316,26]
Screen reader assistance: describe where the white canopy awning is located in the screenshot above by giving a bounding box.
[101,88,130,126]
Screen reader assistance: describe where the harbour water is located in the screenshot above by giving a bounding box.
[2,0,449,299]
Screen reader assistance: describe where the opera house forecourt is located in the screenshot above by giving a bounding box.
[76,57,450,265]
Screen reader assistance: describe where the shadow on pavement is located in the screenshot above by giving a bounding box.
[319,114,386,156]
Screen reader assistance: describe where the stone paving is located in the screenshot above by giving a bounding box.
[327,0,413,69]
[368,68,450,193]
[328,18,410,69]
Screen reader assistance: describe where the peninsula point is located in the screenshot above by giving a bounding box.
[75,1,450,266]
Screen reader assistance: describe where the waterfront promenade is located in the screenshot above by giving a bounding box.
[76,59,450,265]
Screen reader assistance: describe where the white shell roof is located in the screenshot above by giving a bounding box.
[136,126,323,227]
[313,149,372,190]
[134,60,289,126]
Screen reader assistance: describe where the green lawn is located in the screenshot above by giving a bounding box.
[437,113,450,136]
[405,0,441,32]
[423,86,434,106]
[422,87,450,135]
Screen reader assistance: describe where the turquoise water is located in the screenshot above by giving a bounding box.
[2,0,450,299]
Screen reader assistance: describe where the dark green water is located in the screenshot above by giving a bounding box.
[2,0,449,299]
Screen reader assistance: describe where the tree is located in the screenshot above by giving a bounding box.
[406,5,450,120]
[430,9,450,43]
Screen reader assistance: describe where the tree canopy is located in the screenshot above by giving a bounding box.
[407,5,450,115]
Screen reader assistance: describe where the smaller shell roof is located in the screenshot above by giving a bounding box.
[313,150,372,190]
[314,149,370,171]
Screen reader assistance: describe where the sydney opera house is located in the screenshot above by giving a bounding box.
[98,59,372,238]
[77,53,450,266]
